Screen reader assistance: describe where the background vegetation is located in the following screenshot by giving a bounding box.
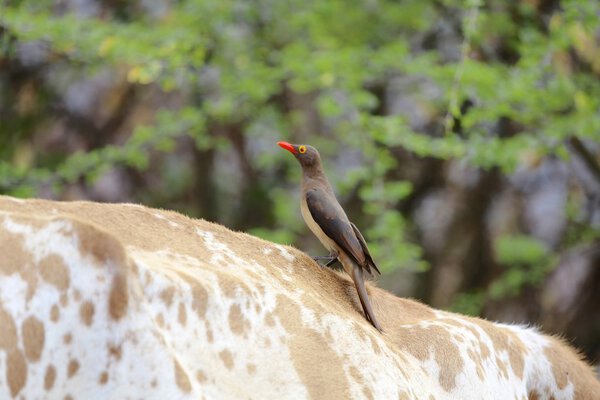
[1,0,599,366]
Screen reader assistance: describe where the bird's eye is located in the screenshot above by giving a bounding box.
[299,145,307,154]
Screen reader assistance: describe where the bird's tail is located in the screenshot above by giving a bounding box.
[351,264,383,332]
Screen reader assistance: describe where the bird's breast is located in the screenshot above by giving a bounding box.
[300,196,337,252]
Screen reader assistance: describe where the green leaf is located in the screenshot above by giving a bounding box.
[494,234,548,266]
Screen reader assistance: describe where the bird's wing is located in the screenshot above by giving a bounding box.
[305,188,366,267]
[350,222,381,275]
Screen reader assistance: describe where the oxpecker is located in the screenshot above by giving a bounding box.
[278,141,383,332]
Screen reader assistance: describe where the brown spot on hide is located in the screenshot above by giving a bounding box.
[349,366,374,400]
[178,302,187,326]
[38,254,70,291]
[196,370,208,383]
[109,273,128,320]
[189,281,208,320]
[529,390,541,400]
[67,359,80,378]
[219,350,234,370]
[228,304,248,336]
[540,336,600,398]
[217,274,253,300]
[273,294,351,399]
[174,359,192,393]
[264,312,275,327]
[476,321,525,379]
[22,316,45,361]
[74,220,126,267]
[348,366,363,385]
[206,325,214,343]
[7,349,27,397]
[50,304,60,322]
[156,313,165,328]
[160,287,176,307]
[44,364,56,390]
[396,324,464,392]
[476,364,485,380]
[63,333,72,344]
[497,359,508,379]
[108,344,122,360]
[99,371,109,385]
[60,293,68,307]
[79,301,95,326]
[480,342,490,359]
[544,344,570,390]
[0,227,28,276]
[0,306,18,350]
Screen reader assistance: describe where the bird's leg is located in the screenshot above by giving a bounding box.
[324,257,338,267]
[312,255,337,261]
[312,251,338,268]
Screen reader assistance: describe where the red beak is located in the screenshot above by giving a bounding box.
[277,141,296,154]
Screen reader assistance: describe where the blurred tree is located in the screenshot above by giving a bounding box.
[1,0,599,362]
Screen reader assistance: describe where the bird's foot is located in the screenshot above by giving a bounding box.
[312,254,338,269]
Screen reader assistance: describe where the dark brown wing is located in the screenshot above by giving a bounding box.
[305,188,366,268]
[350,222,380,275]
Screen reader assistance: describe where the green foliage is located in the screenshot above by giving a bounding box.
[497,235,557,288]
[488,251,556,301]
[1,0,598,287]
[452,234,557,315]
[494,234,549,267]
[0,106,206,195]
[451,290,486,317]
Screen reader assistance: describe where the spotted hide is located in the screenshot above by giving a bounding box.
[0,196,598,399]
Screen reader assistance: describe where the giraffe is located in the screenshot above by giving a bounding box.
[0,195,598,399]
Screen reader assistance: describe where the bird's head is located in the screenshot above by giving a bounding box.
[277,141,322,169]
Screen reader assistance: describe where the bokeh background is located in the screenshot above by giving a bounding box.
[1,0,599,367]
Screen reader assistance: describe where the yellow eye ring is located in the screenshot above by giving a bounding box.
[298,145,307,154]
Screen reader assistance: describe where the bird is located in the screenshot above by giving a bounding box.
[278,141,383,332]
